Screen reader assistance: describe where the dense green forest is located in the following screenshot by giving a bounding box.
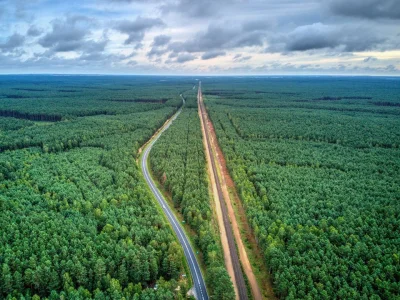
[0,76,195,299]
[2,75,399,299]
[0,76,184,121]
[201,77,400,299]
[149,91,235,299]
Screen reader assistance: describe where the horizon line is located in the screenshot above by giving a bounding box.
[0,73,399,78]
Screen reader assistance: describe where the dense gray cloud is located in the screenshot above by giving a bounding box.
[152,35,171,47]
[27,25,43,37]
[147,35,171,58]
[233,54,252,62]
[327,0,400,19]
[161,0,238,18]
[80,40,108,53]
[176,53,196,63]
[36,15,110,62]
[39,16,94,52]
[385,64,397,71]
[147,47,168,58]
[166,52,196,63]
[287,24,336,51]
[267,23,387,53]
[168,20,267,54]
[201,51,226,60]
[0,0,399,74]
[364,56,378,63]
[242,19,271,32]
[106,0,161,2]
[0,33,25,52]
[115,17,164,45]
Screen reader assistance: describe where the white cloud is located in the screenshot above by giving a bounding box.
[0,0,398,74]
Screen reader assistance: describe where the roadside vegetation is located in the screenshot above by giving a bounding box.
[0,76,194,299]
[202,76,400,299]
[2,75,398,299]
[149,91,235,299]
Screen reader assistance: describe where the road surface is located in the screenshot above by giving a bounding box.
[198,82,249,300]
[140,97,208,300]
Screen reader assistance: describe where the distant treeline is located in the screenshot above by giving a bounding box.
[372,101,400,107]
[105,98,168,103]
[0,110,62,122]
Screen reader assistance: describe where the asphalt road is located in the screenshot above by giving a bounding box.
[140,97,209,300]
[198,82,249,300]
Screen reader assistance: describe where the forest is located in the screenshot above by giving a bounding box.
[201,76,400,299]
[149,91,235,299]
[2,75,399,299]
[0,76,197,299]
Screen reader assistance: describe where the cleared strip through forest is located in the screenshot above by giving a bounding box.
[200,84,277,300]
[198,82,250,300]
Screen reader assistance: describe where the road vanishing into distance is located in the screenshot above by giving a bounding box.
[140,96,209,300]
[198,82,249,300]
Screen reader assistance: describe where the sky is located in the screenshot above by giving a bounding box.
[0,0,399,75]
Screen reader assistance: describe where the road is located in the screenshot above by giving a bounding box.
[140,96,208,300]
[198,82,249,300]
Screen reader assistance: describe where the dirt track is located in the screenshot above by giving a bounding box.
[199,82,274,300]
[198,83,249,300]
[198,98,238,298]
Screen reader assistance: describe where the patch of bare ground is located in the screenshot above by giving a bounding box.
[198,98,239,299]
[204,93,276,300]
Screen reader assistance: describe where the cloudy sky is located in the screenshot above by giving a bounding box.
[0,0,399,75]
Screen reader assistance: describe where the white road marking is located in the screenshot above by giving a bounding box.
[140,97,208,300]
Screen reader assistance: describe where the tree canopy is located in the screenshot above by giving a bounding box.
[201,76,400,299]
[0,76,195,299]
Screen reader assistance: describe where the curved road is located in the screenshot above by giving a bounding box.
[140,96,209,300]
